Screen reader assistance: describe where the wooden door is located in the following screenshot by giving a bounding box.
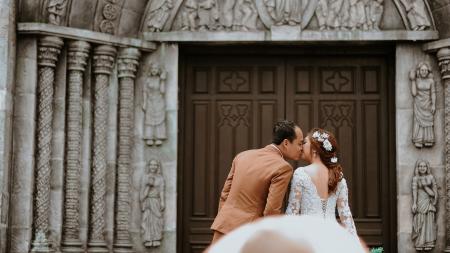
[179,47,396,253]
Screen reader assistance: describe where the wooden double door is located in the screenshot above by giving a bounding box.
[179,47,396,253]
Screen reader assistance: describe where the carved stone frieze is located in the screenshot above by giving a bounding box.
[88,45,116,253]
[140,159,165,248]
[410,62,436,148]
[411,159,438,251]
[394,0,434,30]
[143,63,167,146]
[61,40,90,253]
[114,48,141,253]
[32,35,64,253]
[94,0,125,34]
[142,0,174,32]
[47,0,69,25]
[437,47,450,253]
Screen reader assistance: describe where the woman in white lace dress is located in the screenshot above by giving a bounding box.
[285,128,358,238]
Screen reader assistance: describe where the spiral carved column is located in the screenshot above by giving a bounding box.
[61,41,90,253]
[88,45,116,253]
[31,36,64,253]
[438,47,450,253]
[113,48,140,253]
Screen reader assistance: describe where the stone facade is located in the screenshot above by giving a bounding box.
[1,0,450,252]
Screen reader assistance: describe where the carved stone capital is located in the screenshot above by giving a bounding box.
[438,47,450,81]
[93,45,117,75]
[38,36,64,67]
[68,41,90,71]
[118,48,141,79]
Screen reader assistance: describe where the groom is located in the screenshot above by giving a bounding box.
[210,120,304,244]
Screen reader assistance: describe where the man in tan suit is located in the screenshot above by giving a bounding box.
[210,120,304,244]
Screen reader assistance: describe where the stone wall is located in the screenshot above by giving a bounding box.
[429,0,450,38]
[0,0,16,252]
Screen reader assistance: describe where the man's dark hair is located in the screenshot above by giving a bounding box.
[272,120,298,145]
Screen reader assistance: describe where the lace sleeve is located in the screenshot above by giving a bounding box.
[285,170,302,215]
[337,179,358,237]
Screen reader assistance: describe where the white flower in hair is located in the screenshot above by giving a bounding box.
[323,139,333,151]
[330,156,338,163]
[322,132,329,139]
[312,131,321,139]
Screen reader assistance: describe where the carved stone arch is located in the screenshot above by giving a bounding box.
[254,0,318,29]
[139,0,185,32]
[392,0,436,30]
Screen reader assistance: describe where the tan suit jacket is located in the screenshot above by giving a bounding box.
[211,145,293,234]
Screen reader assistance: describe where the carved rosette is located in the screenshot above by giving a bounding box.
[32,36,64,253]
[98,0,124,34]
[438,47,450,253]
[88,45,116,253]
[113,48,141,253]
[61,40,90,253]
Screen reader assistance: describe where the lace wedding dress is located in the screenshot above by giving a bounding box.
[285,168,358,237]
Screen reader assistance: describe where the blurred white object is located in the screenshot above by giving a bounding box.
[208,215,366,253]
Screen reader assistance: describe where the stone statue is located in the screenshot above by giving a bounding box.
[198,0,220,31]
[47,0,68,25]
[232,0,258,31]
[143,63,167,146]
[181,0,198,31]
[315,0,328,30]
[368,0,383,30]
[349,0,367,30]
[399,0,431,30]
[410,62,436,148]
[265,0,303,25]
[326,0,345,29]
[146,0,174,32]
[220,0,237,30]
[411,159,437,251]
[140,159,165,247]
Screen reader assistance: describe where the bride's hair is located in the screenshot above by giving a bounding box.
[308,128,343,193]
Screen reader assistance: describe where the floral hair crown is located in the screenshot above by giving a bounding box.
[311,131,338,164]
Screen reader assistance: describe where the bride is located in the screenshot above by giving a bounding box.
[286,128,358,237]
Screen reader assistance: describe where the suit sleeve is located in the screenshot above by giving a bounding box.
[263,165,293,216]
[218,157,237,212]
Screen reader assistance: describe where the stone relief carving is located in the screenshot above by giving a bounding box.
[233,0,258,31]
[315,0,383,30]
[398,0,431,30]
[265,0,303,25]
[412,159,438,251]
[140,159,165,248]
[410,62,436,148]
[47,0,68,25]
[143,63,167,146]
[94,0,125,34]
[198,0,220,31]
[144,0,174,32]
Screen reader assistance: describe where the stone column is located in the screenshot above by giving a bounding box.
[31,36,64,253]
[88,45,116,253]
[61,41,90,253]
[439,47,450,253]
[113,48,140,253]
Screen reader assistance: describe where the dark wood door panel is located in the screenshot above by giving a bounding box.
[180,50,395,253]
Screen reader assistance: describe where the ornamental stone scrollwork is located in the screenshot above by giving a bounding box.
[32,36,64,253]
[143,63,167,146]
[140,159,165,248]
[61,40,90,253]
[437,47,450,253]
[410,62,436,148]
[114,47,141,253]
[411,159,438,251]
[88,45,116,253]
[94,0,125,34]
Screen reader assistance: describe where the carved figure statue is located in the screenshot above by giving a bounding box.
[265,0,303,25]
[411,159,437,251]
[181,0,198,31]
[368,0,383,30]
[143,63,167,146]
[410,62,436,148]
[146,0,174,32]
[326,0,345,29]
[349,0,367,30]
[47,0,68,25]
[400,0,431,30]
[232,0,258,31]
[315,0,328,30]
[140,159,165,247]
[198,0,220,31]
[220,0,237,30]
